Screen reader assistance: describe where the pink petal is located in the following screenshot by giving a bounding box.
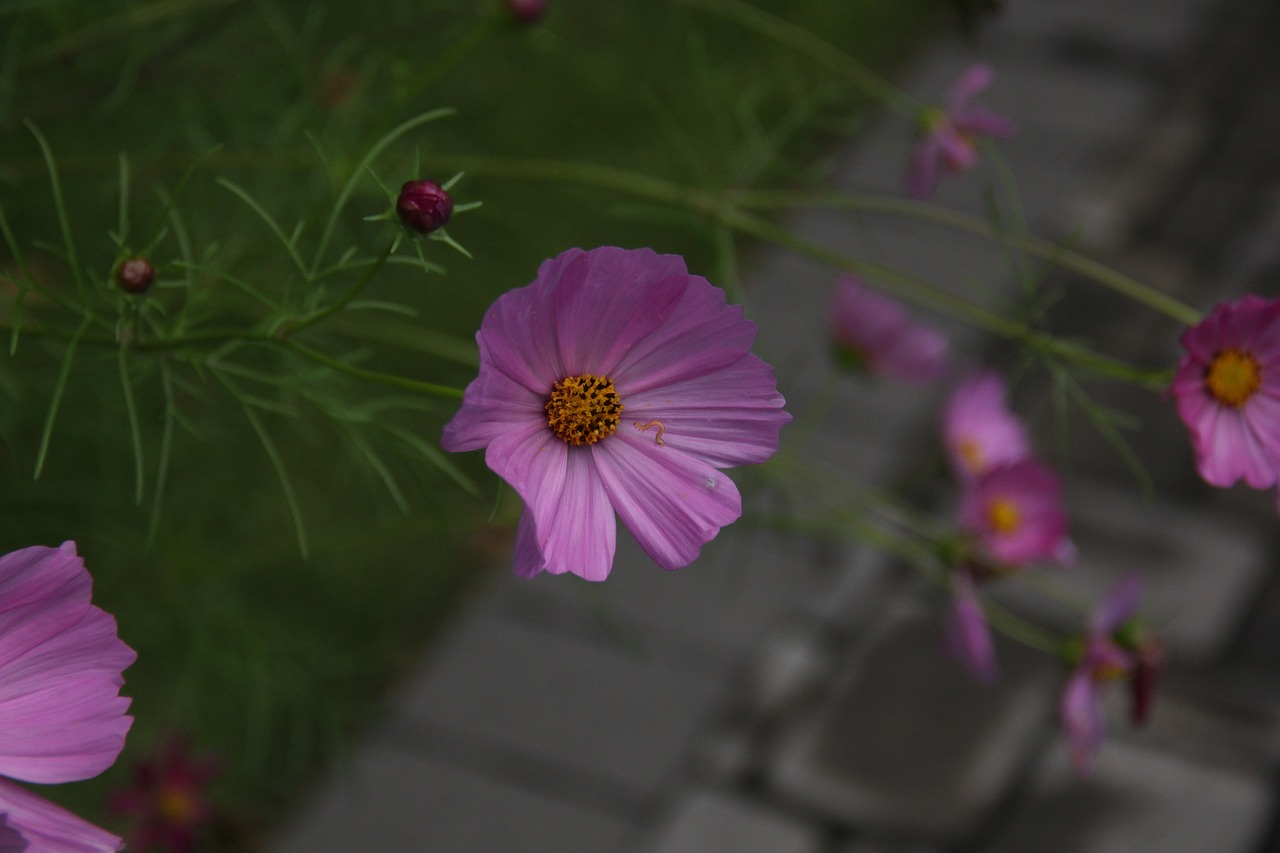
[1095,575,1144,634]
[877,323,949,382]
[610,272,758,395]
[487,426,616,581]
[594,432,741,570]
[936,128,978,172]
[551,247,689,378]
[623,353,790,468]
[0,544,134,784]
[471,260,568,395]
[441,362,545,453]
[1194,405,1277,488]
[0,777,123,851]
[1060,669,1104,776]
[952,107,1015,139]
[946,571,997,683]
[944,62,995,109]
[905,136,941,199]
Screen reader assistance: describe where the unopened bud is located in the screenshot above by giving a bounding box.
[115,256,155,294]
[396,180,453,234]
[505,0,547,24]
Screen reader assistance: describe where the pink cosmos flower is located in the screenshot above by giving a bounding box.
[0,542,136,851]
[958,458,1074,569]
[109,737,219,853]
[906,62,1015,199]
[828,275,948,382]
[1060,575,1161,775]
[941,371,1030,479]
[1170,295,1280,493]
[946,567,997,683]
[442,247,790,581]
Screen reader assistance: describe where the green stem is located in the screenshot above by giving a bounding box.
[282,340,463,400]
[734,188,1203,327]
[674,0,917,111]
[282,239,395,337]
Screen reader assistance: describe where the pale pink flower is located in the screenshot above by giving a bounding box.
[0,542,136,851]
[906,62,1015,199]
[829,275,948,382]
[1171,295,1280,493]
[946,567,997,683]
[1060,575,1161,775]
[941,371,1030,479]
[442,247,790,581]
[958,458,1074,568]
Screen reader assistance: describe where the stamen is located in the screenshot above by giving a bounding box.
[634,420,666,446]
[986,497,1021,535]
[545,374,622,446]
[1205,349,1262,408]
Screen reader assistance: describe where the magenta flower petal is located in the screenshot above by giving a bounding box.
[1095,575,1144,635]
[0,544,134,784]
[906,135,942,200]
[1060,669,1104,775]
[594,433,741,570]
[935,129,979,172]
[952,107,1016,139]
[487,425,616,581]
[944,62,995,109]
[0,777,124,850]
[942,371,1030,479]
[828,275,948,383]
[444,247,788,580]
[959,459,1072,568]
[946,569,997,683]
[1172,295,1280,493]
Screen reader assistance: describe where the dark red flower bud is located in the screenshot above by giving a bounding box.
[1128,638,1163,726]
[396,180,453,234]
[505,0,546,24]
[115,256,155,294]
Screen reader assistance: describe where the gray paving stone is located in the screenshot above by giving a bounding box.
[271,743,629,853]
[484,525,840,673]
[990,478,1270,664]
[983,739,1273,853]
[634,789,822,853]
[766,603,1059,841]
[986,0,1209,56]
[390,610,723,804]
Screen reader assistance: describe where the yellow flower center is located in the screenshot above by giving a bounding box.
[157,787,196,824]
[545,374,622,446]
[1205,349,1261,408]
[957,438,984,474]
[986,496,1021,535]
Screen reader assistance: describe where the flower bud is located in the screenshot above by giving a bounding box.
[396,180,454,234]
[115,256,155,294]
[505,0,546,24]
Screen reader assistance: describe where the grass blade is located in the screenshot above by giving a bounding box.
[33,315,90,479]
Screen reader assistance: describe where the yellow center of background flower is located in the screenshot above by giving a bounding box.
[986,497,1021,535]
[157,787,197,824]
[545,374,622,446]
[1205,349,1261,408]
[957,438,984,473]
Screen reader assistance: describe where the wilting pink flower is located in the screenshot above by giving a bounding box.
[829,275,948,382]
[1171,295,1280,493]
[442,247,790,581]
[959,458,1074,568]
[1060,575,1161,775]
[942,371,1030,479]
[0,542,136,851]
[946,567,997,683]
[109,737,219,853]
[906,62,1015,199]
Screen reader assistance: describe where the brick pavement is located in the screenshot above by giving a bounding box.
[273,0,1280,850]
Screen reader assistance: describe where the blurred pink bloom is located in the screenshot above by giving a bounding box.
[505,0,546,24]
[959,458,1074,568]
[946,567,997,683]
[442,247,790,581]
[829,275,948,382]
[1171,295,1280,493]
[1060,575,1160,775]
[109,737,219,853]
[942,371,1030,479]
[906,62,1015,199]
[0,542,136,851]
